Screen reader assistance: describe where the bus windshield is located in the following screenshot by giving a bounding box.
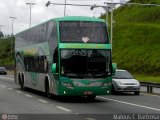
[61,49,111,78]
[59,21,108,43]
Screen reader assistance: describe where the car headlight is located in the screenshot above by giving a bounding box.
[135,81,140,85]
[115,81,123,85]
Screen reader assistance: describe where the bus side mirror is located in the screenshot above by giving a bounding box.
[52,63,57,73]
[112,63,117,75]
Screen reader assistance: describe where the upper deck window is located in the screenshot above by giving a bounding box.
[59,21,109,43]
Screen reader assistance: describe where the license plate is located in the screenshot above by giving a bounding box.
[127,86,133,89]
[84,91,93,95]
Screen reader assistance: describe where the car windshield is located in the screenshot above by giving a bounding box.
[60,49,111,78]
[59,21,108,43]
[113,71,134,79]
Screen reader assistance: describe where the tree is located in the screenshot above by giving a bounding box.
[0,31,4,39]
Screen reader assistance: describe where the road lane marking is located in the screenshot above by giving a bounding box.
[97,96,160,112]
[2,85,6,88]
[56,106,72,112]
[85,118,96,120]
[25,94,33,98]
[0,77,14,80]
[37,99,49,103]
[141,93,160,98]
[16,90,23,94]
[8,88,13,90]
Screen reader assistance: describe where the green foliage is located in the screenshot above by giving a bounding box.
[102,0,160,75]
[113,23,160,74]
[0,31,4,38]
[0,37,14,65]
[130,0,160,4]
[134,74,160,83]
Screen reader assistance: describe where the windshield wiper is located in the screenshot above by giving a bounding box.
[91,72,108,78]
[64,50,86,59]
[64,73,86,79]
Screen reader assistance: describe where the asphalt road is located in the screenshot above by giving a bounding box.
[0,75,160,120]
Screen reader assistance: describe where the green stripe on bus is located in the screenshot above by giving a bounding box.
[59,43,111,49]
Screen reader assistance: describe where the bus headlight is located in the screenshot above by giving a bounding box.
[102,82,112,87]
[61,82,74,89]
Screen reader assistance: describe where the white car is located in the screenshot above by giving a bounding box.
[112,69,140,95]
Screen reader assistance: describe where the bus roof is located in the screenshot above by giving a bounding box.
[16,16,105,36]
[55,16,105,22]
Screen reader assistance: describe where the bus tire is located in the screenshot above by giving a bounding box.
[20,74,26,90]
[45,79,52,99]
[18,73,21,85]
[87,95,96,101]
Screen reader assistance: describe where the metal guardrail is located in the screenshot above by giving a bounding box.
[140,82,160,93]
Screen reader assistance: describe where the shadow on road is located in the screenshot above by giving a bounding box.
[16,87,107,103]
[112,92,141,96]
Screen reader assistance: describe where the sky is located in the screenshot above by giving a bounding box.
[0,0,126,35]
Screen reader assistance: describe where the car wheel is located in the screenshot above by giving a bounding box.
[134,91,140,95]
[111,85,117,95]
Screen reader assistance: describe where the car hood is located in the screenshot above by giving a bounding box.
[113,78,139,84]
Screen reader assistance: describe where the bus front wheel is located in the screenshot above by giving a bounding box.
[87,95,96,100]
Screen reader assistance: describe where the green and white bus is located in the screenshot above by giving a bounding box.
[15,16,116,99]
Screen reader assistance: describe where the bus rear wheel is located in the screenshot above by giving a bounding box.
[20,74,26,90]
[45,80,52,99]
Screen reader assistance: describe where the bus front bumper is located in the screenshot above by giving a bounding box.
[58,85,112,96]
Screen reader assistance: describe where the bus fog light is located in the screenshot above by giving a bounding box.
[64,91,66,94]
[107,91,110,94]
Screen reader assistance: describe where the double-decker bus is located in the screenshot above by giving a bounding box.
[15,16,116,100]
